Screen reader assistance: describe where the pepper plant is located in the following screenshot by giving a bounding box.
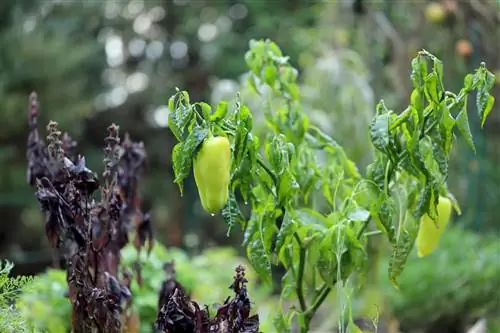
[167,39,495,332]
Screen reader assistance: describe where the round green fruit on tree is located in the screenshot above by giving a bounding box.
[425,2,447,24]
[193,135,231,214]
[416,196,453,257]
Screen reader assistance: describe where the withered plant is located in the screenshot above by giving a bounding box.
[26,92,152,333]
[154,264,260,333]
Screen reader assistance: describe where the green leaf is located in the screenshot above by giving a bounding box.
[247,229,272,285]
[370,105,390,152]
[418,136,444,183]
[232,135,259,201]
[232,103,253,172]
[168,93,175,113]
[410,89,424,115]
[276,210,295,255]
[196,102,211,120]
[446,191,462,216]
[279,270,296,300]
[263,64,278,86]
[172,127,208,195]
[284,83,300,101]
[391,107,411,130]
[322,164,344,205]
[316,223,362,285]
[168,91,194,141]
[268,41,283,57]
[476,66,496,127]
[221,192,242,236]
[410,56,427,88]
[455,100,476,153]
[316,229,340,287]
[414,182,437,221]
[266,134,293,176]
[432,139,448,177]
[243,213,259,247]
[366,155,388,190]
[463,73,473,92]
[439,103,455,155]
[210,100,228,122]
[424,72,441,104]
[433,57,444,91]
[388,215,420,288]
[371,195,395,241]
[347,207,370,222]
[296,208,330,229]
[480,95,494,128]
[171,143,186,195]
[273,308,291,332]
[277,169,299,205]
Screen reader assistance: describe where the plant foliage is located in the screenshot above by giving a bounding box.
[167,39,495,332]
[0,260,36,332]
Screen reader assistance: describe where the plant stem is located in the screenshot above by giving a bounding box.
[257,157,278,186]
[364,230,382,237]
[356,218,371,239]
[305,283,332,320]
[294,233,307,313]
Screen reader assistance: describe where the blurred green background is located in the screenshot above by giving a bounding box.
[0,0,499,332]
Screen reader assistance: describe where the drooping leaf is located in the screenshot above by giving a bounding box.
[410,56,427,88]
[171,127,208,195]
[371,195,395,241]
[370,105,390,152]
[222,192,242,236]
[275,210,295,255]
[168,91,194,141]
[476,67,496,127]
[316,229,340,287]
[480,95,495,128]
[196,102,212,120]
[210,100,228,122]
[366,155,388,191]
[418,136,444,184]
[277,169,299,205]
[388,215,420,288]
[266,134,293,176]
[455,100,476,153]
[414,182,437,221]
[424,72,441,105]
[243,213,259,247]
[247,231,272,285]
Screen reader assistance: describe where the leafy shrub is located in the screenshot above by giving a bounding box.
[0,260,36,332]
[379,225,500,332]
[166,38,496,332]
[17,268,70,333]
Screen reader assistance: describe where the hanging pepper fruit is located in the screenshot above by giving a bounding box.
[193,135,231,214]
[416,195,452,257]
